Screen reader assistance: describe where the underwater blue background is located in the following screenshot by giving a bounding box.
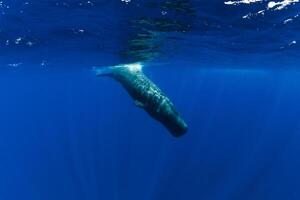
[0,0,300,200]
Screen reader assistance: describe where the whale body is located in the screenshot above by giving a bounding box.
[95,63,188,137]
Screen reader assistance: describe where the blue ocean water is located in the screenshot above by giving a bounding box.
[0,0,300,200]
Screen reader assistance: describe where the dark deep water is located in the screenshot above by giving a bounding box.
[1,0,300,200]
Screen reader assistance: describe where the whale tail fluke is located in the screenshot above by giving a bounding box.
[93,66,116,77]
[93,62,143,77]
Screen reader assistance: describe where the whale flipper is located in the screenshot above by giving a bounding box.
[134,100,145,108]
[94,63,188,137]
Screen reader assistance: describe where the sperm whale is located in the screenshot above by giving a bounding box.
[94,63,188,137]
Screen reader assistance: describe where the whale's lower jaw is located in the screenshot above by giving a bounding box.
[97,63,188,137]
[148,110,188,137]
[143,93,188,137]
